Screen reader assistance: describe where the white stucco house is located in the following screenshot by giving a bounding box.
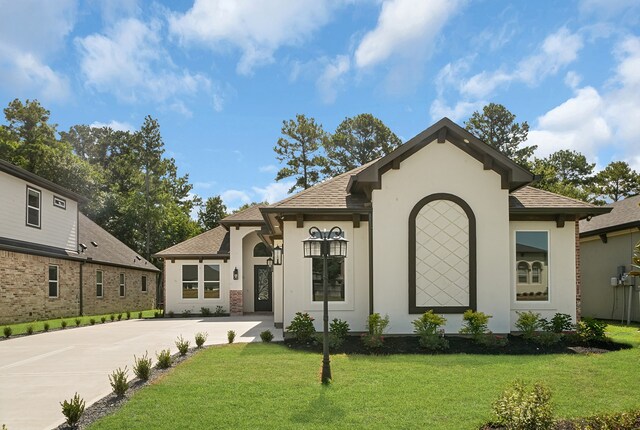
[155,118,610,334]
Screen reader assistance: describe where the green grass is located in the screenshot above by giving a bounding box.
[90,324,640,430]
[2,309,160,336]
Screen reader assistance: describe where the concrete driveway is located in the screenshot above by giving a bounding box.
[0,315,281,430]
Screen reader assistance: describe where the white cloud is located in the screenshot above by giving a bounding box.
[259,164,278,173]
[76,17,210,109]
[429,99,484,122]
[90,120,134,132]
[252,181,294,203]
[354,0,462,69]
[316,55,351,104]
[580,0,640,17]
[221,189,251,206]
[564,71,582,89]
[0,0,76,101]
[168,0,339,75]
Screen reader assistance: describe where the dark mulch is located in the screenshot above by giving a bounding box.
[285,334,631,355]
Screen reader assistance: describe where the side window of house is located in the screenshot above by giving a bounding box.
[48,265,58,298]
[515,231,549,301]
[96,270,103,297]
[312,258,344,301]
[119,273,126,297]
[182,265,198,299]
[204,265,220,298]
[141,275,147,292]
[27,187,41,228]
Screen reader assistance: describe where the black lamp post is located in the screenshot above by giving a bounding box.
[302,226,347,384]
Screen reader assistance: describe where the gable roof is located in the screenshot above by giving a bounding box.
[220,204,267,226]
[579,194,640,237]
[79,214,159,271]
[153,225,230,259]
[347,117,535,196]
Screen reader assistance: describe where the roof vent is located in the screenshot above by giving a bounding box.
[91,241,98,247]
[79,243,87,252]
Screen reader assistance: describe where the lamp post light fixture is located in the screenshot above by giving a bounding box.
[302,226,347,384]
[266,257,273,270]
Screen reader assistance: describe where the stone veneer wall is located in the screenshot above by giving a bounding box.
[0,249,158,325]
[0,250,81,324]
[575,218,582,321]
[82,263,157,316]
[230,290,243,315]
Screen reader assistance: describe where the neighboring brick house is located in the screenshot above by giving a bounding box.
[0,159,159,324]
[156,118,611,334]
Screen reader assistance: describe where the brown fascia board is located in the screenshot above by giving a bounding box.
[260,207,372,235]
[0,159,87,203]
[348,117,534,194]
[509,206,612,220]
[579,220,640,238]
[219,219,266,228]
[152,253,230,260]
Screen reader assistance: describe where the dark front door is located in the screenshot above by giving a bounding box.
[254,265,272,312]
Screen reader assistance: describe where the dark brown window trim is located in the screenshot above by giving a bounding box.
[26,186,42,229]
[408,193,477,314]
[53,195,67,210]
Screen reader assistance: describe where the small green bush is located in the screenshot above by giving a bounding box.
[109,367,129,397]
[43,322,50,332]
[126,311,131,320]
[3,326,12,338]
[286,312,316,343]
[26,324,34,335]
[227,330,236,344]
[100,317,106,324]
[195,332,208,348]
[201,307,212,317]
[61,320,68,329]
[213,305,226,316]
[493,380,554,430]
[90,318,96,325]
[260,330,274,342]
[534,331,562,347]
[133,352,152,381]
[565,409,640,429]
[60,392,85,427]
[577,318,607,342]
[75,318,81,327]
[181,310,191,318]
[175,335,190,355]
[540,313,573,333]
[330,318,350,340]
[459,309,491,344]
[138,311,143,319]
[117,313,122,321]
[110,314,115,322]
[412,311,448,350]
[515,311,541,341]
[156,349,172,369]
[362,313,390,349]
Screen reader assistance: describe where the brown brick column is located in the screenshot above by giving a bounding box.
[575,218,582,322]
[230,290,243,316]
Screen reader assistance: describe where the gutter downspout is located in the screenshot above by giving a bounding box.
[368,211,374,315]
[79,260,85,316]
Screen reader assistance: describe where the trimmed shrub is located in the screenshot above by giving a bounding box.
[493,380,554,430]
[126,311,131,320]
[330,318,350,340]
[515,311,541,341]
[43,322,50,332]
[90,318,96,325]
[175,335,190,355]
[201,307,212,317]
[260,330,274,343]
[181,310,191,318]
[3,326,12,338]
[286,312,316,343]
[100,317,106,324]
[133,352,152,381]
[117,313,123,321]
[109,367,129,397]
[156,349,172,369]
[540,313,573,333]
[227,330,236,344]
[362,313,389,349]
[195,332,208,348]
[60,392,85,427]
[577,318,607,342]
[61,320,68,329]
[564,409,640,429]
[459,309,492,344]
[75,318,82,327]
[26,324,34,335]
[412,310,448,350]
[110,314,115,322]
[213,306,226,317]
[138,311,143,319]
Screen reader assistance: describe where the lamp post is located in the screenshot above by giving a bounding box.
[302,226,347,384]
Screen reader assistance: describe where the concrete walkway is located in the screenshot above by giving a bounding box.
[0,315,282,430]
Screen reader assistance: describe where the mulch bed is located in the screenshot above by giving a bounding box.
[285,334,631,355]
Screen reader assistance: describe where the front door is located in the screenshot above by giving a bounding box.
[254,265,272,312]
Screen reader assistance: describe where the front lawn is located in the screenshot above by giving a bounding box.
[90,324,640,430]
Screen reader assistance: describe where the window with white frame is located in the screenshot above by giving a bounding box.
[27,187,41,228]
[141,275,147,292]
[204,264,220,299]
[515,231,549,301]
[119,273,126,297]
[182,265,198,299]
[53,196,66,209]
[96,270,103,297]
[48,265,58,297]
[312,258,345,302]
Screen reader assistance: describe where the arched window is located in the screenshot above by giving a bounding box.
[531,262,542,284]
[517,262,529,284]
[253,242,272,257]
[409,193,476,314]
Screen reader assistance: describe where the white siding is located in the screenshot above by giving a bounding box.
[164,259,230,314]
[0,171,78,251]
[372,139,511,334]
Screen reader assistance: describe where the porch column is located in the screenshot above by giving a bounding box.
[230,289,244,316]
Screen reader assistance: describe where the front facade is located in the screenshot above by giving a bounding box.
[0,160,159,324]
[579,195,640,323]
[158,118,608,334]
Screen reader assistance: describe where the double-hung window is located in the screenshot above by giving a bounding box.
[48,265,58,297]
[96,270,103,297]
[204,265,220,299]
[182,265,198,299]
[515,231,549,301]
[27,187,41,228]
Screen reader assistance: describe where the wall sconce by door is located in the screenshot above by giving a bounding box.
[233,267,239,280]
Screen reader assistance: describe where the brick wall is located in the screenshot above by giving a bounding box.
[230,290,243,315]
[0,250,158,325]
[575,218,582,321]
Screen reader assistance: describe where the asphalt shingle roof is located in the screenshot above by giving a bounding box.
[221,204,267,223]
[579,194,640,235]
[509,186,597,209]
[154,225,230,258]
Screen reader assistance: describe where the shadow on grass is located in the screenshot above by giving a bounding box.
[289,388,346,425]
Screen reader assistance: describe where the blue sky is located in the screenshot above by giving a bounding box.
[0,0,639,210]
